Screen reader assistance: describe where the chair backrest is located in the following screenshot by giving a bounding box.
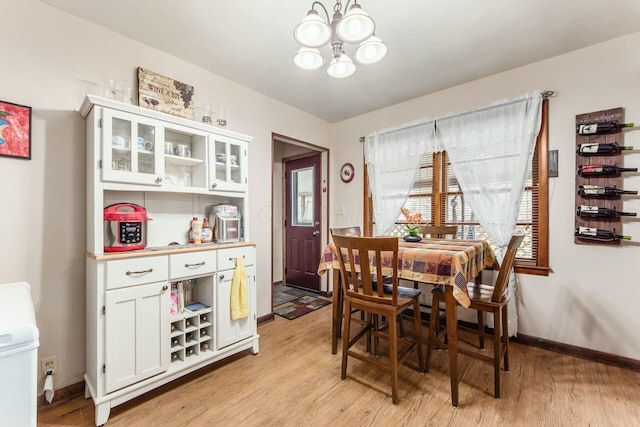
[330,234,399,307]
[420,225,458,239]
[330,226,362,237]
[491,232,525,302]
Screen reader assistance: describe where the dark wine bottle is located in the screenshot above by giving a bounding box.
[576,205,637,218]
[576,142,633,156]
[575,226,631,242]
[577,185,638,197]
[576,121,634,135]
[576,164,638,177]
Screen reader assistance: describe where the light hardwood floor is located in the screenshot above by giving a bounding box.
[38,304,640,426]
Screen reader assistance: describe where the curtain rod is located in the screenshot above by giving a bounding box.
[359,90,555,142]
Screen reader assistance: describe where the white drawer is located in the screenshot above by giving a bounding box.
[217,246,256,271]
[169,251,216,280]
[106,256,168,290]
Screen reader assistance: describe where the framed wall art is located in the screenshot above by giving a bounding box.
[137,67,195,120]
[0,100,32,160]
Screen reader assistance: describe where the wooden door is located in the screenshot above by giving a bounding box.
[285,154,322,291]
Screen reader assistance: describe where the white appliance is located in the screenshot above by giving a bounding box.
[0,282,39,427]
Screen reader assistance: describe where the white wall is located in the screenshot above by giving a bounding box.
[0,0,330,391]
[331,32,640,360]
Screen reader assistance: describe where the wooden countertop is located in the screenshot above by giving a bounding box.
[87,241,256,261]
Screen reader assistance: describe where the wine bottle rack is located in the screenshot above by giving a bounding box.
[575,107,629,245]
[170,308,214,363]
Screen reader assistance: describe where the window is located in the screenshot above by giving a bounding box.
[364,100,549,275]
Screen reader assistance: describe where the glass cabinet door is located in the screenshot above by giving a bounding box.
[210,136,247,192]
[102,109,164,186]
[162,123,208,191]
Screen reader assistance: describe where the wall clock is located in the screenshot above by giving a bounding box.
[340,162,355,183]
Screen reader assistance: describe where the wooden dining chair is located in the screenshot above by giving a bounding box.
[330,226,392,344]
[332,234,424,404]
[419,225,459,239]
[425,232,524,399]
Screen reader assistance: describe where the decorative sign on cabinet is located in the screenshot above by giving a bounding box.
[81,95,258,426]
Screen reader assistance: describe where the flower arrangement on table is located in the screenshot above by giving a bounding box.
[400,208,422,237]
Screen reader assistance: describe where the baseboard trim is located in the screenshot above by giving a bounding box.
[258,313,275,324]
[37,380,85,413]
[513,332,640,373]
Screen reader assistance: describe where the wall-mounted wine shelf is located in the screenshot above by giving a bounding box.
[574,107,635,245]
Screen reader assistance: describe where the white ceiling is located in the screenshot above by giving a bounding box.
[42,0,640,123]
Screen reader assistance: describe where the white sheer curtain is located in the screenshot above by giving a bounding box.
[436,91,543,336]
[364,119,438,236]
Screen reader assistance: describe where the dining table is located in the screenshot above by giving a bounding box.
[317,237,499,407]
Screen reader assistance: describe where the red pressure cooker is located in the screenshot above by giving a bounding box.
[103,203,151,252]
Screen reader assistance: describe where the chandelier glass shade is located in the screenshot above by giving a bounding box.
[292,1,388,78]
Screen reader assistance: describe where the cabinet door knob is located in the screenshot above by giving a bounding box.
[219,274,225,281]
[162,285,168,291]
[155,176,163,183]
[211,182,217,189]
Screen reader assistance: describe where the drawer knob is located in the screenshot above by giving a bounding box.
[219,274,225,281]
[162,285,168,291]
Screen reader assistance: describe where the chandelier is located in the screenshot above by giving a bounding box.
[293,1,388,78]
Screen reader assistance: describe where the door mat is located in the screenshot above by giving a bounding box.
[274,295,331,320]
[273,285,317,307]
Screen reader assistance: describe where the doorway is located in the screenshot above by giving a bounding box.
[285,154,322,291]
[272,134,329,313]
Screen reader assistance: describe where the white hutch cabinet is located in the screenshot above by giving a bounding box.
[81,95,258,426]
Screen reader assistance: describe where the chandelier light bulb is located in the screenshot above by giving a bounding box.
[336,4,375,43]
[293,47,325,70]
[293,10,332,47]
[326,54,356,78]
[355,35,388,65]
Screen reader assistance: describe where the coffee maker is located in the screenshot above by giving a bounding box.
[208,204,241,243]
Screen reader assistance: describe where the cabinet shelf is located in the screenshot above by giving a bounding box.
[215,162,239,169]
[165,154,204,167]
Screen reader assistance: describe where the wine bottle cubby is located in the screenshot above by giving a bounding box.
[575,107,635,245]
[170,307,214,363]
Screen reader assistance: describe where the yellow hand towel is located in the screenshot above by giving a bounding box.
[230,256,249,320]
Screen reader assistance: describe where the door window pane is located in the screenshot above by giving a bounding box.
[292,167,314,226]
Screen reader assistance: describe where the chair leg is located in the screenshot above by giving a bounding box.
[373,314,380,356]
[341,299,352,380]
[413,299,424,372]
[477,310,485,349]
[493,307,502,398]
[425,292,441,373]
[502,304,510,372]
[389,311,399,404]
[366,311,372,354]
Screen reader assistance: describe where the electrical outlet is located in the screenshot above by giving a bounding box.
[41,356,58,377]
